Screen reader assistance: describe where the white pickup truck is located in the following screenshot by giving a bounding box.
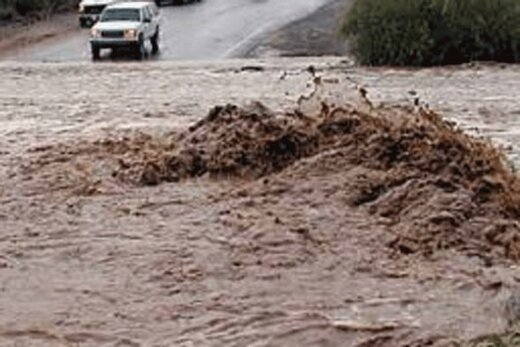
[78,0,121,28]
[90,2,160,59]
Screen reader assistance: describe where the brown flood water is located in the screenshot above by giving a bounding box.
[0,59,519,346]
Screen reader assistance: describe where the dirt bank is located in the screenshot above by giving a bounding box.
[247,0,349,58]
[0,59,519,346]
[0,13,77,58]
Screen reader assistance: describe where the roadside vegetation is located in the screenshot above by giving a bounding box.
[0,0,76,21]
[341,0,520,66]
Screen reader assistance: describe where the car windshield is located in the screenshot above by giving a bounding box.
[100,8,140,22]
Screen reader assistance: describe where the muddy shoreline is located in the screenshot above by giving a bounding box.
[0,12,78,58]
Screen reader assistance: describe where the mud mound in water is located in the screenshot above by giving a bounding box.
[122,102,322,185]
[119,101,520,261]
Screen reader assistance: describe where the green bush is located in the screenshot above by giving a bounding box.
[12,0,44,15]
[0,6,14,21]
[341,0,520,66]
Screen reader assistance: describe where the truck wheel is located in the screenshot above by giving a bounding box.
[91,45,100,60]
[136,36,146,60]
[151,30,159,54]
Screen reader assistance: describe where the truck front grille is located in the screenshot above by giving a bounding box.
[101,30,125,38]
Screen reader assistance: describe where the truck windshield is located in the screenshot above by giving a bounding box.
[100,9,140,22]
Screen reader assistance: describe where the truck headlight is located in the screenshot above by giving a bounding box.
[124,29,137,40]
[91,28,100,38]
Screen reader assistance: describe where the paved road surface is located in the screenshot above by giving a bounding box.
[2,0,333,62]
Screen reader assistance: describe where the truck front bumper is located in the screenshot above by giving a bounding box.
[90,38,139,50]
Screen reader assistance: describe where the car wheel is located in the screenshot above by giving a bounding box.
[91,45,100,60]
[151,29,159,54]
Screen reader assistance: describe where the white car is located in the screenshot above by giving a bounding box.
[90,2,160,59]
[79,0,120,28]
[155,0,201,5]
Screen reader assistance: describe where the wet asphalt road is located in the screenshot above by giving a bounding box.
[4,0,332,62]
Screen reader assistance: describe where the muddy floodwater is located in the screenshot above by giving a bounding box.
[0,58,520,346]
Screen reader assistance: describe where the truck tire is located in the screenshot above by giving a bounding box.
[91,45,100,60]
[136,36,146,60]
[151,29,159,54]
